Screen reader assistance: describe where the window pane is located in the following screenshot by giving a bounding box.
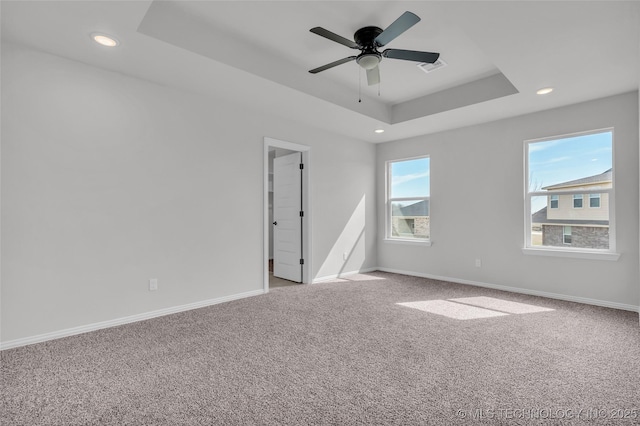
[528,131,612,193]
[391,200,429,240]
[390,157,430,198]
[527,130,612,251]
[573,194,583,208]
[530,195,609,249]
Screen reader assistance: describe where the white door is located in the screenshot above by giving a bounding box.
[273,152,302,282]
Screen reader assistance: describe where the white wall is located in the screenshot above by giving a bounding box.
[377,92,639,309]
[1,43,377,344]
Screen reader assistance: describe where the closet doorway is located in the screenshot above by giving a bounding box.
[264,138,311,290]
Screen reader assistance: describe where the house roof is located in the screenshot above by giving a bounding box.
[392,200,429,217]
[531,206,609,226]
[542,169,612,190]
[531,206,549,224]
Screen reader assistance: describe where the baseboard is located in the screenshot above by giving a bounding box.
[376,267,640,313]
[0,289,266,351]
[313,267,378,283]
[4,268,636,350]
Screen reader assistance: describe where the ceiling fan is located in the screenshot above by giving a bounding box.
[309,11,440,86]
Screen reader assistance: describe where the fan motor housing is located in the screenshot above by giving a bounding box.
[354,26,383,50]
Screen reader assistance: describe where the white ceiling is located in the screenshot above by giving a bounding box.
[162,1,501,105]
[2,1,639,143]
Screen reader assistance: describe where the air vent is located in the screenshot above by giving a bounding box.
[417,59,447,74]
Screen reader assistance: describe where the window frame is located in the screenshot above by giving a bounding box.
[563,226,572,245]
[549,194,559,209]
[523,128,618,260]
[385,155,431,245]
[589,193,601,208]
[572,194,583,209]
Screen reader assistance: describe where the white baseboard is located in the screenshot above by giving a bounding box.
[313,267,378,283]
[0,289,266,351]
[376,267,640,313]
[4,267,637,350]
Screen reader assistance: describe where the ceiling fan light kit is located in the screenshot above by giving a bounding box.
[309,11,440,87]
[356,54,381,70]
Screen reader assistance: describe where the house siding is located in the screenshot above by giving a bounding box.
[542,224,609,249]
[392,216,430,239]
[546,192,610,221]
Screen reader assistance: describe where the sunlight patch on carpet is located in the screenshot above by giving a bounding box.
[323,273,387,283]
[449,296,554,314]
[397,300,508,320]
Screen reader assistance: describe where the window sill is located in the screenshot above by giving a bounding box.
[522,247,620,261]
[384,238,432,247]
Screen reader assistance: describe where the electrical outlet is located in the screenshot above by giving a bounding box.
[475,259,482,268]
[343,252,348,260]
[149,278,158,291]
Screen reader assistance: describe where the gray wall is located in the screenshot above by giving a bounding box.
[377,92,639,308]
[1,44,377,343]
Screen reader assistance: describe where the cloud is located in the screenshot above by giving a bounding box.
[547,156,571,164]
[392,171,430,187]
[528,140,562,153]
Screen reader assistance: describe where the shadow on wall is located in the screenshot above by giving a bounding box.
[316,195,367,280]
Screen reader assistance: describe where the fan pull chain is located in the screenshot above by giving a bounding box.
[358,68,362,103]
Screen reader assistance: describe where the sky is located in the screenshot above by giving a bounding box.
[390,157,430,199]
[528,131,612,191]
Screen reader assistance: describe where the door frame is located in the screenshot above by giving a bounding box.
[263,137,311,291]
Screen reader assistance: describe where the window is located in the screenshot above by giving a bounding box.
[573,194,583,208]
[387,156,430,241]
[525,129,615,255]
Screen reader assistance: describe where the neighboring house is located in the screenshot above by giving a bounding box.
[392,200,430,238]
[532,169,611,249]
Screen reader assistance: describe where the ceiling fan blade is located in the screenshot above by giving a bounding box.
[382,49,440,63]
[310,27,358,49]
[309,56,357,74]
[374,11,420,47]
[366,66,380,86]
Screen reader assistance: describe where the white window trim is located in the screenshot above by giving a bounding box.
[523,128,617,260]
[589,193,601,208]
[383,238,433,247]
[385,155,431,244]
[521,247,620,261]
[550,194,559,209]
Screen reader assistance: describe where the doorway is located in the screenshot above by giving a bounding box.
[263,138,311,291]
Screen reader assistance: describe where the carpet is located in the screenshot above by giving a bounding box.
[2,272,639,425]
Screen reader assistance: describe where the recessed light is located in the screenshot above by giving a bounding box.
[536,87,553,95]
[91,33,119,47]
[374,129,385,134]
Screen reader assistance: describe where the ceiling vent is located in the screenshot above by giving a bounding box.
[417,58,447,74]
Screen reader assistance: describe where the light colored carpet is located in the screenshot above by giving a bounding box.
[2,272,639,425]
